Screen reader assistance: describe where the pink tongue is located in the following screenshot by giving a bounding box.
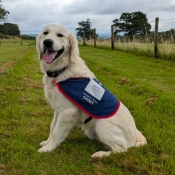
[43,50,57,63]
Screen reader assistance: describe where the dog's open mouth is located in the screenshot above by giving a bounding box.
[43,47,64,63]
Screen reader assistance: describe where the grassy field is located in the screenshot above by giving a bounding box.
[0,45,175,174]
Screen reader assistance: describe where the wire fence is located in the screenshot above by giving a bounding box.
[79,17,175,60]
[0,17,174,60]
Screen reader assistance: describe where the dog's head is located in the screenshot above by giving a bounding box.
[36,24,79,71]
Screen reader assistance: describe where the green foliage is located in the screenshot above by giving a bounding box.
[0,0,9,22]
[113,11,151,41]
[75,19,96,40]
[0,23,20,35]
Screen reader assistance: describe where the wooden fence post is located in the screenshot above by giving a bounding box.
[111,25,114,50]
[83,31,85,46]
[145,26,148,43]
[154,17,159,58]
[94,28,96,48]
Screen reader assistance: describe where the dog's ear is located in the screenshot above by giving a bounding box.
[69,34,79,64]
[36,34,42,60]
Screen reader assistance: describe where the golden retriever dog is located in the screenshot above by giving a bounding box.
[36,24,147,158]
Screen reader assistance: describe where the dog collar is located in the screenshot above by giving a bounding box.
[46,67,68,78]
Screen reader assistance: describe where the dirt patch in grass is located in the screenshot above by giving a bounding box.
[19,95,31,104]
[23,76,43,89]
[0,62,15,73]
[145,95,158,105]
[159,153,169,161]
[6,86,23,91]
[119,77,130,85]
[0,86,4,91]
[0,164,6,174]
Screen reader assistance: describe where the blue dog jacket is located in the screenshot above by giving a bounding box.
[57,78,120,119]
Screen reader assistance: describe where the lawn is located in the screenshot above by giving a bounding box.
[0,45,175,174]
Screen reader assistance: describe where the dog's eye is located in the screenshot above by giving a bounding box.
[57,34,64,37]
[43,31,48,35]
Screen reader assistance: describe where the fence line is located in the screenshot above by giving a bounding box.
[80,17,175,59]
[0,39,35,46]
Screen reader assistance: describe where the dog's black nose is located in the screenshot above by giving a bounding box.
[43,39,54,48]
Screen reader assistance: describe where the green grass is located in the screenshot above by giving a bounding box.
[0,45,175,174]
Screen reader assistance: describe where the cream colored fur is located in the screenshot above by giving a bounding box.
[36,24,147,158]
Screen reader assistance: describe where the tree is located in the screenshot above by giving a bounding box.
[0,0,9,22]
[0,23,20,35]
[112,11,151,41]
[75,19,95,40]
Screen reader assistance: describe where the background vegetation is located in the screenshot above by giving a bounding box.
[0,23,20,36]
[0,45,175,174]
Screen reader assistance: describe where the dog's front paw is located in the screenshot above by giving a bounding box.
[39,141,48,147]
[38,142,57,153]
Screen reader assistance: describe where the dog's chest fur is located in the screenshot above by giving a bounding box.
[43,76,75,110]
